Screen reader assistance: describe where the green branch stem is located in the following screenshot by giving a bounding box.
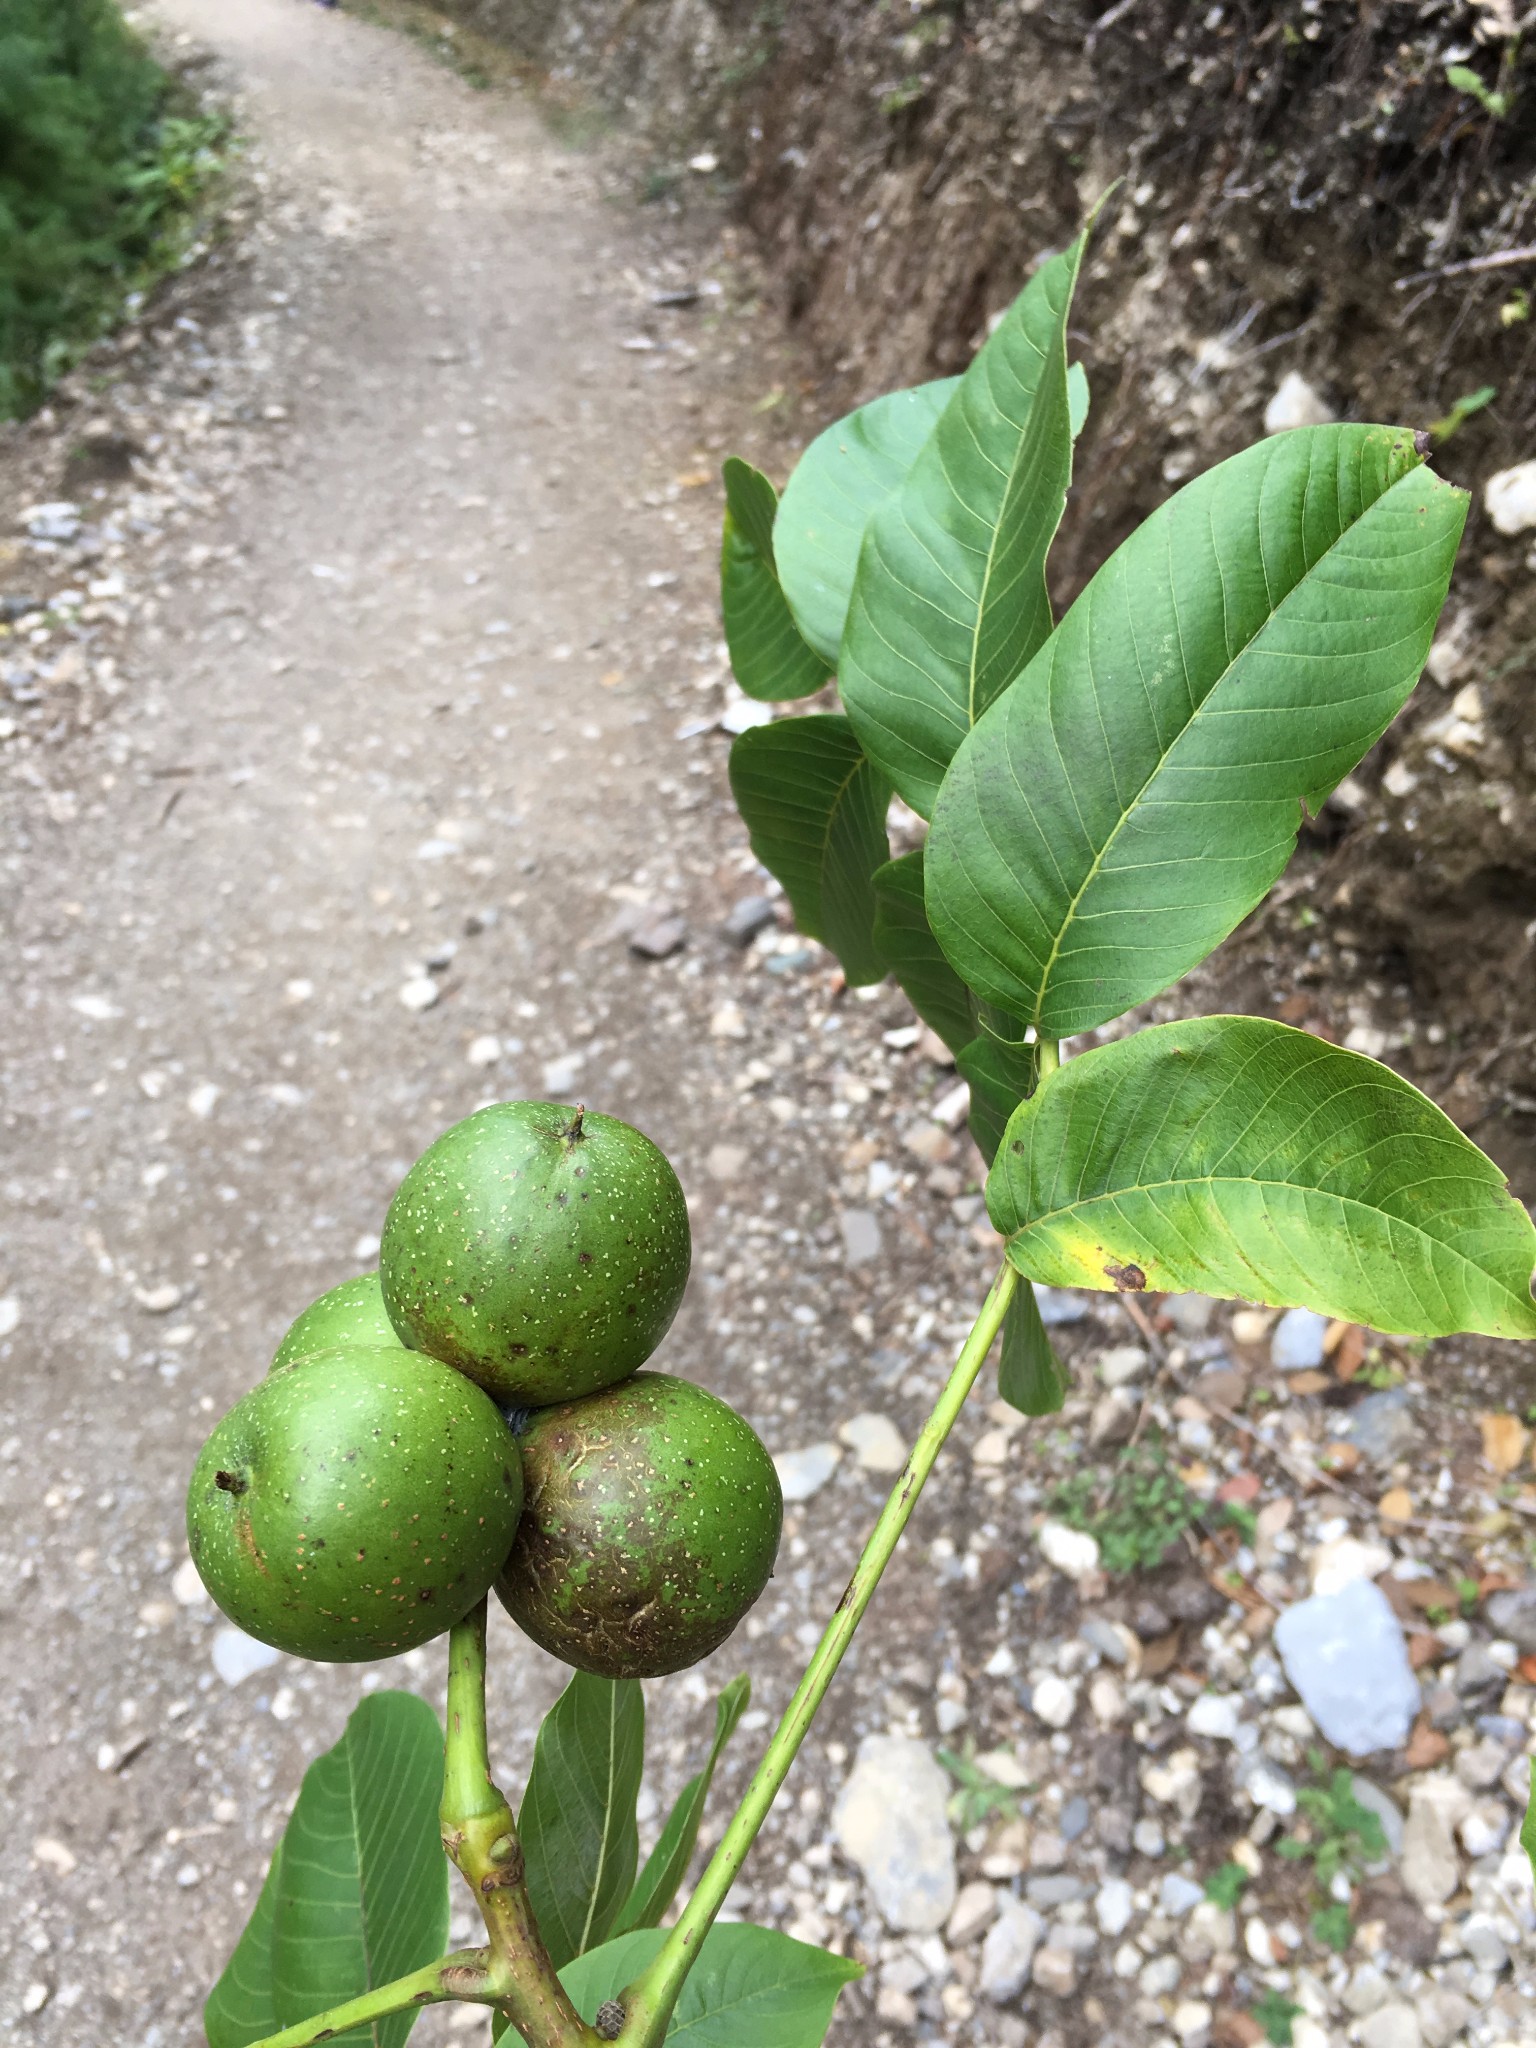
[619,1260,1021,2045]
[1034,1034,1060,1083]
[238,1953,494,2048]
[441,1599,602,2048]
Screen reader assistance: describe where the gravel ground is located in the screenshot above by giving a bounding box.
[1,5,1533,2048]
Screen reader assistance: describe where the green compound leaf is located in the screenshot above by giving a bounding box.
[205,1843,284,2048]
[871,848,976,1054]
[988,1016,1536,1339]
[520,1670,645,1972]
[956,1021,1038,1166]
[615,1674,751,1935]
[775,377,960,665]
[720,459,830,702]
[270,1692,449,2048]
[927,425,1469,1037]
[840,233,1089,817]
[728,715,892,985]
[562,1924,862,2047]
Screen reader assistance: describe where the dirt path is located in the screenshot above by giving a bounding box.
[0,3,1006,2038]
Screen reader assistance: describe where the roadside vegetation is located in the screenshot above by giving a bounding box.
[0,0,230,417]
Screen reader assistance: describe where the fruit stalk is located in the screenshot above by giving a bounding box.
[618,1261,1021,2044]
[441,1600,602,2048]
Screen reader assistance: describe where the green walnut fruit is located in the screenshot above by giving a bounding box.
[272,1273,406,1371]
[496,1371,781,1679]
[187,1345,524,1661]
[379,1101,690,1407]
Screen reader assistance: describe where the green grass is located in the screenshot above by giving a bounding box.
[0,0,231,417]
[1050,1433,1204,1574]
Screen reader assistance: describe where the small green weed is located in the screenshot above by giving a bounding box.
[1429,384,1496,445]
[1276,1751,1387,1951]
[1445,62,1511,119]
[1251,1989,1303,2046]
[1051,1433,1203,1574]
[1203,1860,1248,1909]
[936,1742,1027,1832]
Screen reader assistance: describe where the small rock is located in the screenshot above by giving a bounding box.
[1038,1520,1100,1581]
[1096,1344,1149,1388]
[979,1903,1045,2002]
[1139,1954,1182,1997]
[1236,1754,1297,1817]
[211,1627,283,1687]
[723,894,776,945]
[1358,2006,1421,2048]
[1131,1596,1171,1640]
[1182,1902,1234,1962]
[22,1984,49,2015]
[1344,1386,1416,1463]
[0,1296,18,1338]
[1089,1390,1138,1447]
[1059,1794,1091,1841]
[1345,1963,1392,2015]
[1035,1287,1087,1325]
[1159,1874,1205,1917]
[1172,1998,1212,2047]
[1186,1693,1244,1743]
[833,1734,957,1932]
[1485,459,1536,536]
[1270,1307,1328,1370]
[1229,1307,1274,1346]
[1452,1641,1505,1695]
[1095,1804,1133,1854]
[1095,1878,1135,1937]
[1142,1748,1203,1818]
[1244,1914,1276,1965]
[1484,1584,1536,1652]
[629,913,687,960]
[705,1143,747,1181]
[465,1034,500,1068]
[1030,1945,1077,1998]
[1264,371,1335,433]
[1089,1674,1126,1726]
[1273,1578,1419,1754]
[838,1208,883,1268]
[1460,1913,1509,1971]
[773,1443,841,1502]
[1417,1987,1472,2048]
[1025,1873,1083,1909]
[1401,1775,1470,1908]
[134,1282,184,1314]
[1455,1739,1510,1791]
[838,1411,905,1474]
[1310,1536,1392,1597]
[1133,1817,1165,1856]
[1164,1295,1216,1336]
[1079,1616,1137,1668]
[1029,1675,1078,1730]
[946,1879,998,1947]
[1164,1578,1221,1625]
[1457,1799,1511,1858]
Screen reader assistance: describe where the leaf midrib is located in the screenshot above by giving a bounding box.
[963,330,1054,725]
[577,1686,626,1956]
[1024,441,1408,1026]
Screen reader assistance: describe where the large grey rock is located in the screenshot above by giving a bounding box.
[1273,1577,1419,1755]
[833,1735,956,1932]
[979,1903,1045,2002]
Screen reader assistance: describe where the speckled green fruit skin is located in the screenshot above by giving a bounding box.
[495,1371,781,1679]
[186,1345,524,1662]
[271,1273,407,1371]
[379,1101,691,1407]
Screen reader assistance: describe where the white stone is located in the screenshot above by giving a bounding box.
[1160,1873,1205,1916]
[773,1443,841,1502]
[1271,1306,1328,1370]
[1096,1344,1150,1388]
[1418,1987,1472,2048]
[1273,1578,1419,1754]
[1089,1674,1126,1726]
[0,1296,18,1338]
[1030,1675,1078,1730]
[1187,1692,1245,1742]
[1037,1520,1100,1581]
[171,1557,208,1606]
[838,1208,883,1268]
[22,1984,49,2015]
[1402,1775,1471,1908]
[1095,1877,1135,1937]
[1237,1753,1297,1816]
[1264,372,1335,433]
[946,1879,998,1947]
[1485,460,1536,536]
[70,993,121,1020]
[211,1627,282,1687]
[1310,1536,1393,1598]
[1458,1800,1512,1858]
[465,1034,501,1068]
[1358,2006,1422,2048]
[186,1082,221,1119]
[978,1904,1045,2002]
[1031,1946,1076,1998]
[1173,1998,1213,2045]
[833,1735,957,1933]
[1245,1915,1274,1964]
[1142,1747,1203,1818]
[399,976,440,1012]
[838,1412,906,1474]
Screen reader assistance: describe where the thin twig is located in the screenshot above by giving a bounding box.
[1395,243,1536,290]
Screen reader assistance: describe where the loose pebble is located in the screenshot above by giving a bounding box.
[832,1735,956,1933]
